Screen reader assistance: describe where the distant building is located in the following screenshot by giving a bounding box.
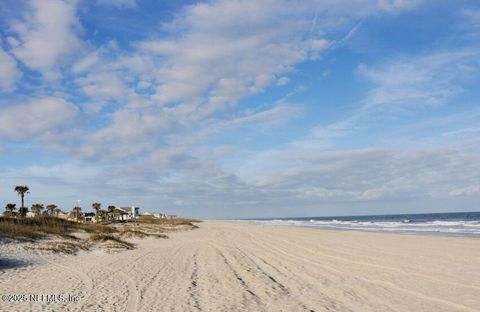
[56,211,69,220]
[84,212,95,223]
[68,212,85,223]
[139,212,168,219]
[107,206,139,222]
[122,206,139,219]
[137,212,176,219]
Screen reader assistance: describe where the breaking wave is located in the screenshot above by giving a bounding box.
[238,212,480,236]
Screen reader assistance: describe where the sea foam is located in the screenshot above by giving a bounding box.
[238,212,480,236]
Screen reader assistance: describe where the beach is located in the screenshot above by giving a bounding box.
[1,221,479,312]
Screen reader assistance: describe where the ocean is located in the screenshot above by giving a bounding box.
[241,211,480,237]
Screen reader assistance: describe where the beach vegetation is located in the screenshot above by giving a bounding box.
[46,204,58,216]
[87,233,134,250]
[31,203,44,217]
[3,203,17,217]
[119,228,168,239]
[14,185,30,217]
[0,216,115,242]
[92,202,101,223]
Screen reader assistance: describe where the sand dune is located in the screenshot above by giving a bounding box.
[1,221,479,311]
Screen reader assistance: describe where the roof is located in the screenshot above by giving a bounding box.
[120,206,140,210]
[108,207,129,214]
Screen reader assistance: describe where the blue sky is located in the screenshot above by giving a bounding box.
[0,0,479,219]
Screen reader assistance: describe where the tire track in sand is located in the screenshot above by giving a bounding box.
[37,253,95,312]
[63,254,140,312]
[254,230,479,312]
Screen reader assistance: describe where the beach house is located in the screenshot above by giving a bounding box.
[84,212,95,223]
[107,206,139,222]
[56,211,69,220]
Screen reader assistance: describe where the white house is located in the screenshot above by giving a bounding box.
[108,206,140,222]
[140,212,168,219]
[84,212,95,223]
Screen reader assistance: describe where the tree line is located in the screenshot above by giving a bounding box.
[3,185,117,223]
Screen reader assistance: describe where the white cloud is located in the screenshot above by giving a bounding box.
[0,43,22,91]
[96,0,137,9]
[27,0,427,163]
[249,141,480,203]
[10,0,84,76]
[357,49,480,110]
[443,127,480,137]
[136,0,335,114]
[253,74,274,89]
[75,106,174,160]
[294,117,358,151]
[378,0,424,12]
[76,72,127,100]
[137,80,151,89]
[66,0,381,161]
[72,51,100,74]
[5,139,477,217]
[128,0,415,120]
[276,77,289,86]
[0,97,78,139]
[449,185,480,196]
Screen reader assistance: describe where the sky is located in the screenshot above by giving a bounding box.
[0,0,479,219]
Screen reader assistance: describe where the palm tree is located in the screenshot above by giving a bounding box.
[72,206,82,223]
[92,202,101,223]
[31,203,44,217]
[46,204,58,216]
[18,206,28,218]
[4,203,16,217]
[54,207,62,217]
[107,205,116,222]
[99,210,107,222]
[14,185,30,217]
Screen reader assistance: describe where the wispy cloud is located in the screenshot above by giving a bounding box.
[9,0,84,78]
[2,139,479,218]
[95,0,137,9]
[50,0,388,161]
[358,49,480,110]
[0,97,78,139]
[0,41,22,91]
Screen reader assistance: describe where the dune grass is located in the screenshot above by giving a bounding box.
[25,241,90,255]
[134,216,201,226]
[119,228,168,239]
[1,216,197,255]
[0,217,115,242]
[87,233,134,250]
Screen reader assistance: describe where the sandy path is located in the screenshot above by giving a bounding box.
[1,221,479,311]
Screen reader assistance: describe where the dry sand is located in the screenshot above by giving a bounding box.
[1,221,479,312]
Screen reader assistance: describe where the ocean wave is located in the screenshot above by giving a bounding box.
[242,218,480,236]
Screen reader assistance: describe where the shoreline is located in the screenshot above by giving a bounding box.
[1,221,479,311]
[225,220,480,239]
[224,211,480,238]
